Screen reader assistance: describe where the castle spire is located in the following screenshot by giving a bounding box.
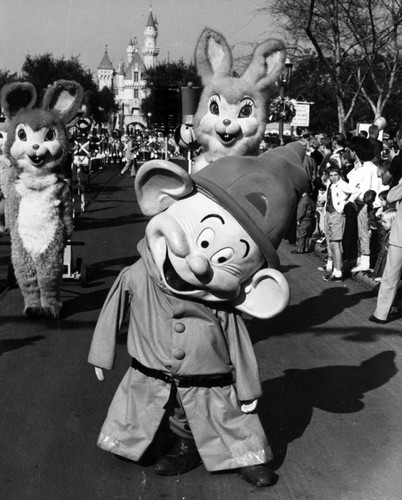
[146,7,156,28]
[142,6,159,68]
[97,44,114,70]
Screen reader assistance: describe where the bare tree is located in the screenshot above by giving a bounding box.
[261,0,402,132]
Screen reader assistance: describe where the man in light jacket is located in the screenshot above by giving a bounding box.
[370,178,402,323]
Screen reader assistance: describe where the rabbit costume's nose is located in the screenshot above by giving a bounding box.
[223,119,231,127]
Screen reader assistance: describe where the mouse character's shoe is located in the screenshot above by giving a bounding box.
[239,464,279,487]
[154,436,202,476]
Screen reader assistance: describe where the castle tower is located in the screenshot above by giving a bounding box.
[117,61,125,95]
[97,45,115,90]
[127,38,135,65]
[142,8,159,68]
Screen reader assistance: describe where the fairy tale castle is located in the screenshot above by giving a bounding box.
[96,8,159,132]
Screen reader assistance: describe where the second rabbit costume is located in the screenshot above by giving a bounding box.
[0,80,83,318]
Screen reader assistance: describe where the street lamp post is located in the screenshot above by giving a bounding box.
[277,58,293,145]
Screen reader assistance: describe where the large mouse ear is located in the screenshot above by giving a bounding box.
[232,268,290,319]
[42,80,84,124]
[0,82,37,119]
[195,27,233,85]
[241,39,286,91]
[135,160,195,216]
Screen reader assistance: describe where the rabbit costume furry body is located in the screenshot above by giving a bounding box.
[0,80,83,318]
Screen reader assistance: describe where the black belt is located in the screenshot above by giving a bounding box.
[131,357,233,388]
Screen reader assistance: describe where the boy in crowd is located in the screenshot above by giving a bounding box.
[323,165,359,282]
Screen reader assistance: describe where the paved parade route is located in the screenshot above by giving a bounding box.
[1,164,402,499]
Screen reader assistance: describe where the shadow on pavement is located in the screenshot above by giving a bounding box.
[259,350,397,469]
[62,288,112,318]
[247,286,382,342]
[0,335,45,356]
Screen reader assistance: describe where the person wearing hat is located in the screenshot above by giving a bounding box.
[88,142,307,487]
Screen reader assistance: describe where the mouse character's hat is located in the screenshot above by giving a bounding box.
[192,141,307,268]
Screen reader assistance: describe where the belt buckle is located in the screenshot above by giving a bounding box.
[163,373,174,384]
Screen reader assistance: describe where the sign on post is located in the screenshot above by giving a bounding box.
[291,102,312,128]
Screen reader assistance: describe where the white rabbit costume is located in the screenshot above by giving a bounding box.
[192,28,286,172]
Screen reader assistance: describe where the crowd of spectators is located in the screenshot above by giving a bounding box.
[69,125,402,311]
[277,127,402,323]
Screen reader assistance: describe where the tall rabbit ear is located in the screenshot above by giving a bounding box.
[0,82,37,119]
[42,80,84,124]
[195,27,233,85]
[241,39,286,91]
[135,160,195,215]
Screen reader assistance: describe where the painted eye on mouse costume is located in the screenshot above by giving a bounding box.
[197,228,215,249]
[211,248,234,265]
[45,128,56,141]
[17,128,27,141]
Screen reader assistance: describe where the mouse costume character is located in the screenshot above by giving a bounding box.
[88,142,307,487]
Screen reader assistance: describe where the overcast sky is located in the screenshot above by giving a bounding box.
[0,0,286,75]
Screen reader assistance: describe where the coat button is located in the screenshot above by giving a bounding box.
[174,349,185,360]
[174,322,185,333]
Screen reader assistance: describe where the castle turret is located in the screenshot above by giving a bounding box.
[127,38,135,64]
[97,45,115,90]
[142,8,159,68]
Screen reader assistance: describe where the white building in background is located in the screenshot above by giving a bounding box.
[96,8,159,133]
